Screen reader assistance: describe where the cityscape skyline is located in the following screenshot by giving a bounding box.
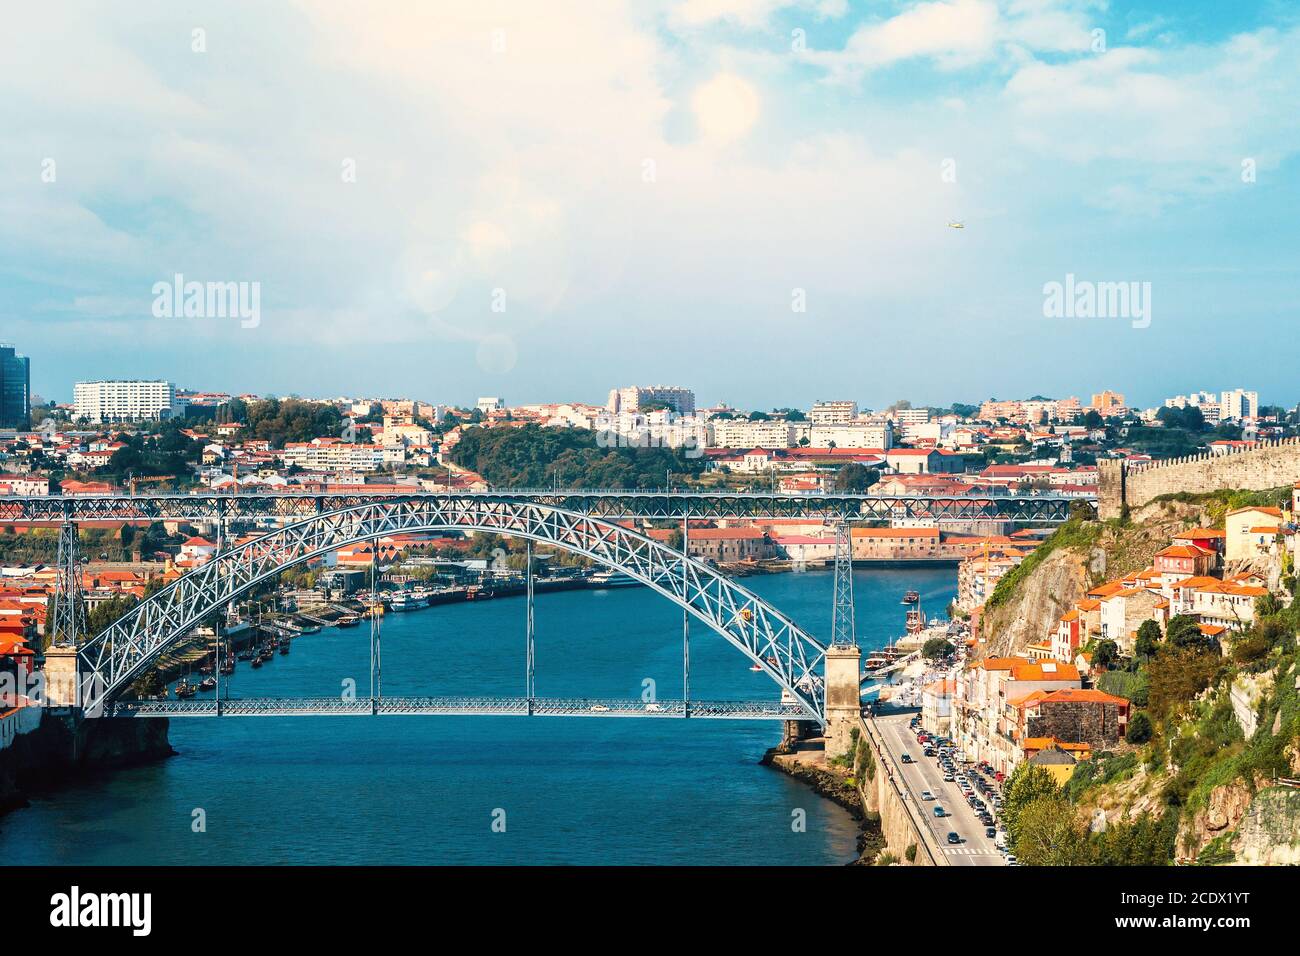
[11,344,1289,418]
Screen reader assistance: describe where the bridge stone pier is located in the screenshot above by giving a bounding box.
[823,644,862,759]
[43,644,81,709]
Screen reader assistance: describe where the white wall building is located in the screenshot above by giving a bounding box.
[808,421,893,450]
[1220,389,1259,421]
[808,400,858,425]
[281,441,383,472]
[73,380,180,424]
[709,418,801,449]
[606,385,695,416]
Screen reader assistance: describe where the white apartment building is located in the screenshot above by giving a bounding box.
[889,407,931,425]
[1162,389,1256,422]
[595,411,709,451]
[809,400,858,425]
[281,441,383,472]
[1220,389,1259,421]
[476,397,503,413]
[1164,391,1218,410]
[709,418,800,449]
[73,380,180,424]
[606,385,695,416]
[808,421,893,450]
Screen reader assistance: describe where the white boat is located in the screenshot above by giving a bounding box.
[589,571,641,589]
[389,592,413,611]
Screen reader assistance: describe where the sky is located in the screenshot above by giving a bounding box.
[2,0,1298,411]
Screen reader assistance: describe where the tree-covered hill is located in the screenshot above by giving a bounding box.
[449,424,706,489]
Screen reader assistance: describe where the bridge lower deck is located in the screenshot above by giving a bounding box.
[106,697,813,720]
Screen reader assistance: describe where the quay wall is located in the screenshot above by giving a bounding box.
[0,708,174,815]
[857,717,944,866]
[1099,438,1300,519]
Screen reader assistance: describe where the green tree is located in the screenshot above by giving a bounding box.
[1134,619,1161,659]
[1091,810,1176,865]
[1092,639,1119,669]
[1165,614,1207,650]
[1125,710,1153,744]
[1014,797,1091,865]
[1147,645,1221,719]
[833,463,878,493]
[1002,762,1060,846]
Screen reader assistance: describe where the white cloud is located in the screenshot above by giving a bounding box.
[672,0,847,29]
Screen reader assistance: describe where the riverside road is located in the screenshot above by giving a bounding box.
[874,710,1004,866]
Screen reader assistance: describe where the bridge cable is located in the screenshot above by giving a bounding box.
[526,539,535,713]
[215,510,223,713]
[682,513,690,716]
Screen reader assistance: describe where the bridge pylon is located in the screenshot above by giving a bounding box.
[823,643,861,759]
[45,519,86,709]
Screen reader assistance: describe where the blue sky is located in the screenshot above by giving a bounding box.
[2,0,1298,411]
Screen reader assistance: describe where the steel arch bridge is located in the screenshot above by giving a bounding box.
[79,497,829,721]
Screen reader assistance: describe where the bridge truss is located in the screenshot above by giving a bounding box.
[79,497,830,720]
[107,697,808,720]
[0,488,1089,524]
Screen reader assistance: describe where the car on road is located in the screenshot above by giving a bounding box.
[589,704,611,712]
[933,805,946,817]
[920,790,935,801]
[947,832,961,845]
[901,753,914,763]
[645,703,663,712]
[986,826,997,838]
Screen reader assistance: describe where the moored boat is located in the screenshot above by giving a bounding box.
[589,570,640,589]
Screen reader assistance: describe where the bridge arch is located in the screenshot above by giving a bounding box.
[79,497,828,719]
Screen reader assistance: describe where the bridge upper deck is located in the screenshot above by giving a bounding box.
[0,488,1090,523]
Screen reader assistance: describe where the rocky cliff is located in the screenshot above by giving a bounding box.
[979,499,1215,659]
[981,548,1089,658]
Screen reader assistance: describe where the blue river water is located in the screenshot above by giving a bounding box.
[0,566,955,865]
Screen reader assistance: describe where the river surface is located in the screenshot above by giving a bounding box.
[0,566,955,865]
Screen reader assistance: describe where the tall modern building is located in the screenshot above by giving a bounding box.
[606,385,695,416]
[809,400,859,425]
[73,380,179,424]
[0,345,31,428]
[1219,388,1259,421]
